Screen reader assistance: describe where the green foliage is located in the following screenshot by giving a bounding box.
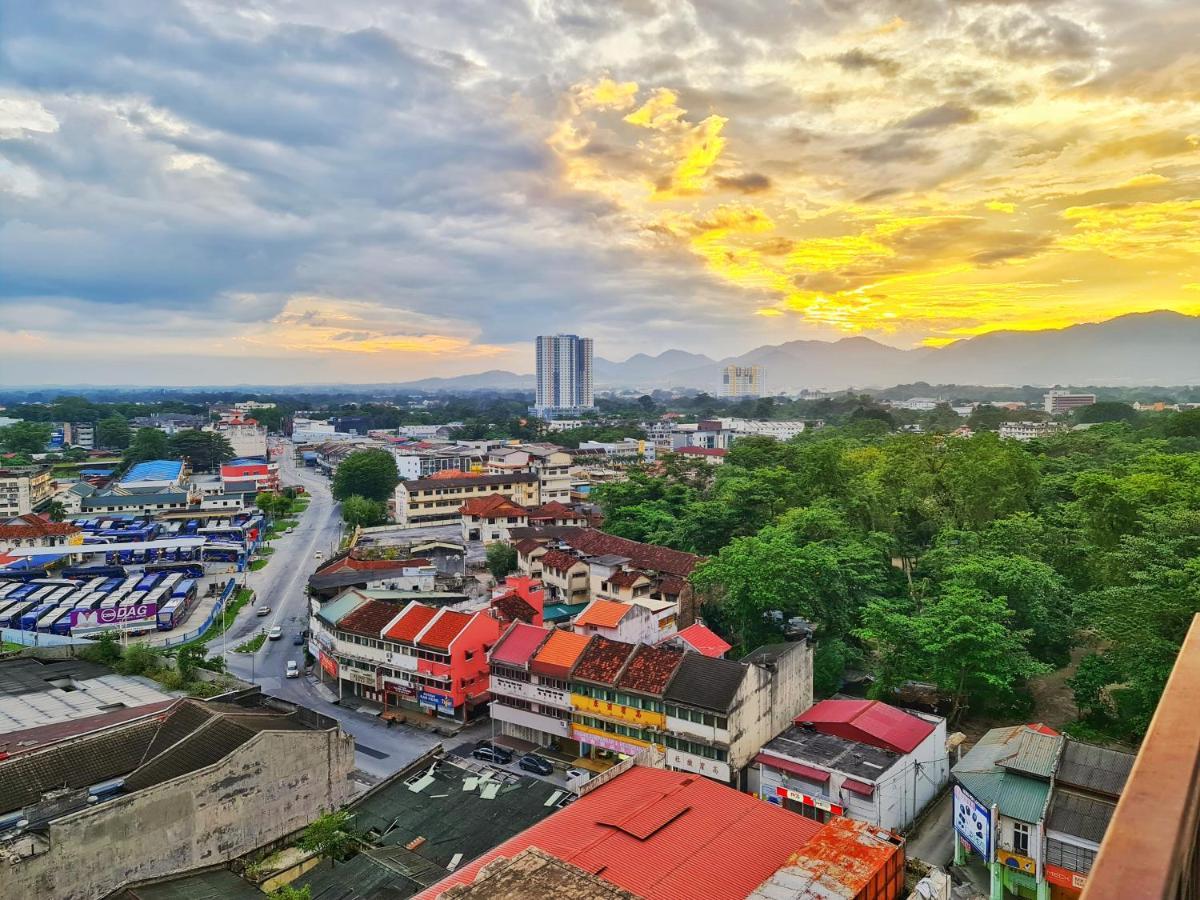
[0,421,53,454]
[116,642,164,676]
[96,416,131,450]
[341,495,388,527]
[167,429,236,471]
[124,427,170,466]
[1164,408,1200,438]
[486,542,518,581]
[1075,401,1139,425]
[46,501,66,522]
[332,449,399,502]
[299,811,357,868]
[270,886,313,900]
[78,632,122,665]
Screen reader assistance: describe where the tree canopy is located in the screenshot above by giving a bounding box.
[331,449,399,503]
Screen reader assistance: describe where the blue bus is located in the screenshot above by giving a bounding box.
[0,582,21,600]
[0,600,38,628]
[156,598,185,630]
[135,574,160,592]
[21,603,56,630]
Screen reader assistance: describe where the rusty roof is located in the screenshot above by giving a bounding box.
[573,637,637,687]
[617,644,684,696]
[745,816,903,899]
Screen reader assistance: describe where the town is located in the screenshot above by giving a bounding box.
[1,332,1198,900]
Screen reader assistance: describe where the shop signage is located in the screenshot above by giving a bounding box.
[318,650,339,678]
[996,850,1036,875]
[953,785,991,858]
[571,726,646,757]
[1045,865,1087,892]
[419,690,455,712]
[775,786,844,816]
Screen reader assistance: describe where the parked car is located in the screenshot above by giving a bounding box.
[518,754,553,776]
[268,626,283,640]
[292,632,305,646]
[314,551,323,559]
[472,742,513,764]
[256,605,271,617]
[286,660,299,678]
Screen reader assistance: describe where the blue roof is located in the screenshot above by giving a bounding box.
[121,460,184,483]
[1,554,59,570]
[79,468,115,476]
[229,456,268,465]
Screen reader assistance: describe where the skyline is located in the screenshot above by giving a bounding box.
[3,1,1200,385]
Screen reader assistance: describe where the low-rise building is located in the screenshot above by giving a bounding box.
[0,466,54,517]
[486,444,573,504]
[220,457,280,491]
[460,493,530,543]
[572,597,666,645]
[396,472,540,528]
[754,698,949,830]
[307,554,437,600]
[671,445,728,464]
[490,575,544,627]
[535,548,592,604]
[1000,420,1067,441]
[0,514,82,554]
[208,422,268,458]
[660,621,731,658]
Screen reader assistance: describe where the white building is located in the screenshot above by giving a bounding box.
[1044,390,1097,415]
[532,334,594,418]
[1000,421,1067,442]
[207,423,267,458]
[754,699,948,831]
[291,418,338,443]
[721,365,765,399]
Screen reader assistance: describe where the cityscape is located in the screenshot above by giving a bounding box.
[2,2,1200,900]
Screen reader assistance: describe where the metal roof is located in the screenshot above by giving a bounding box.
[120,460,184,483]
[662,653,747,713]
[953,725,1058,823]
[315,590,370,628]
[1047,788,1118,844]
[795,699,936,755]
[1057,739,1134,796]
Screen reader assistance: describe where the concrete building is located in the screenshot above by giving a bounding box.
[290,418,338,443]
[721,364,765,398]
[460,494,588,545]
[307,555,437,600]
[1044,391,1098,415]
[1000,421,1068,442]
[391,444,483,480]
[395,472,540,528]
[208,422,267,458]
[486,444,573,503]
[532,334,594,418]
[0,514,82,555]
[0,691,354,900]
[572,597,671,645]
[220,458,280,491]
[66,422,95,450]
[0,467,54,517]
[754,698,949,830]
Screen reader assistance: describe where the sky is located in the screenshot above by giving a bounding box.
[2,0,1199,385]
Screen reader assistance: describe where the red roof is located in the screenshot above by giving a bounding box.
[561,529,699,578]
[429,469,474,480]
[574,598,632,629]
[514,537,546,556]
[538,548,584,573]
[489,622,550,668]
[671,623,731,658]
[418,765,824,900]
[754,816,902,898]
[530,630,592,678]
[528,501,581,520]
[797,699,935,755]
[0,514,82,539]
[491,592,539,625]
[320,555,431,575]
[754,752,831,783]
[383,604,438,643]
[460,493,528,518]
[338,598,406,638]
[617,644,684,696]
[605,570,648,589]
[673,445,728,457]
[417,608,475,651]
[573,636,636,686]
[841,777,875,797]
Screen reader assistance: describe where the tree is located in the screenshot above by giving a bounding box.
[256,492,284,520]
[0,421,52,454]
[341,495,387,528]
[96,416,131,450]
[331,450,399,502]
[486,542,518,581]
[45,501,66,522]
[168,430,235,471]
[124,428,170,466]
[1075,402,1139,425]
[1164,409,1200,438]
[298,811,357,867]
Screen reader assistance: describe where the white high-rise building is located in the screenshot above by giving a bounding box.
[532,334,594,418]
[721,365,765,398]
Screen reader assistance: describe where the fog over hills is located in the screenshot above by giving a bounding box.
[393,311,1200,392]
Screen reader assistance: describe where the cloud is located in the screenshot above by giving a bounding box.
[897,103,979,130]
[832,48,901,76]
[967,8,1100,62]
[715,172,772,194]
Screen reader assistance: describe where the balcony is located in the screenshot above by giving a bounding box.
[490,702,571,737]
[1082,614,1200,900]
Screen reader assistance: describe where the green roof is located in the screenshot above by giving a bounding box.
[953,725,1060,824]
[544,602,588,622]
[316,590,370,628]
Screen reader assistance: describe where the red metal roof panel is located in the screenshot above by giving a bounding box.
[490,623,550,668]
[798,699,935,754]
[754,752,831,783]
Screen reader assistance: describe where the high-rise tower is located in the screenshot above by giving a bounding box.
[532,334,594,418]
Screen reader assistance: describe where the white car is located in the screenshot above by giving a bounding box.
[286,660,299,678]
[268,626,283,641]
[314,551,323,559]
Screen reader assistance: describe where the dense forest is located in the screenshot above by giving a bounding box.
[591,413,1200,740]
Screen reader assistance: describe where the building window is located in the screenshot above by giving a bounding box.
[1012,821,1030,855]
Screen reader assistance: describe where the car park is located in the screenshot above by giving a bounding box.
[286,660,299,678]
[518,754,553,776]
[471,742,513,764]
[268,626,283,640]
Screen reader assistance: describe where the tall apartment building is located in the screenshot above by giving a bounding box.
[721,365,764,398]
[0,467,54,517]
[533,334,594,418]
[1044,390,1097,415]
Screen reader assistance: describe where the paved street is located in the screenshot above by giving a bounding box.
[220,440,492,780]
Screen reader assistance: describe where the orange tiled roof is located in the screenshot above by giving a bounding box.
[531,629,592,677]
[418,609,474,651]
[460,493,528,518]
[383,604,438,642]
[429,469,474,480]
[574,598,632,629]
[0,514,81,539]
[538,548,583,573]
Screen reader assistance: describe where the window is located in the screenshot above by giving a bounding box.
[1012,822,1030,855]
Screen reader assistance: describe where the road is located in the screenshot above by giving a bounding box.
[219,440,488,780]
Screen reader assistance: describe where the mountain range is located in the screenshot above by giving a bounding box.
[394,311,1200,392]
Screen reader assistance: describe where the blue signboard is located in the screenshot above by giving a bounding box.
[953,784,991,858]
[418,690,455,713]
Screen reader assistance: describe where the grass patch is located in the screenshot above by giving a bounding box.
[258,546,276,557]
[179,586,254,650]
[235,633,267,653]
[2,641,23,652]
[249,558,269,571]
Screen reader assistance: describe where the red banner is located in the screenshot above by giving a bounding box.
[319,650,338,678]
[1045,865,1086,892]
[776,786,844,816]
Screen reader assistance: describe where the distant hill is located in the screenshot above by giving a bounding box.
[386,310,1200,393]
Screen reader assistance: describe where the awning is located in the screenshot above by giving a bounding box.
[841,777,876,797]
[754,752,830,783]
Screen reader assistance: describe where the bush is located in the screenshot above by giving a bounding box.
[117,642,163,677]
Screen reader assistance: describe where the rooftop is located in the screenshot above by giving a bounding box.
[417,608,475,651]
[538,548,584,573]
[120,460,184,484]
[405,472,538,491]
[384,603,439,643]
[1047,788,1118,845]
[1056,738,1134,796]
[952,725,1061,824]
[491,623,551,669]
[439,847,637,900]
[314,590,370,629]
[662,653,747,713]
[420,765,826,900]
[338,597,410,638]
[0,514,82,539]
[460,494,528,518]
[531,629,592,677]
[616,644,684,696]
[796,699,936,755]
[572,636,637,687]
[669,622,731,658]
[758,724,901,783]
[574,598,633,629]
[491,592,540,625]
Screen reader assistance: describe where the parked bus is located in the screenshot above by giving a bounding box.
[37,606,72,633]
[0,600,40,628]
[20,603,56,630]
[135,573,160,593]
[156,598,184,630]
[0,582,20,600]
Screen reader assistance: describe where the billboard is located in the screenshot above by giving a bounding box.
[419,690,455,713]
[954,784,991,858]
[70,604,158,629]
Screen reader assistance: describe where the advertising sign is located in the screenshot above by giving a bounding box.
[318,650,339,678]
[419,690,455,713]
[953,784,991,858]
[775,786,845,816]
[571,725,648,758]
[1045,864,1086,893]
[70,604,158,629]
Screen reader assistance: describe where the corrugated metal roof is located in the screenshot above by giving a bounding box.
[1047,788,1118,844]
[797,699,935,755]
[1057,739,1134,796]
[490,622,551,668]
[315,590,369,629]
[998,728,1062,778]
[953,725,1058,823]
